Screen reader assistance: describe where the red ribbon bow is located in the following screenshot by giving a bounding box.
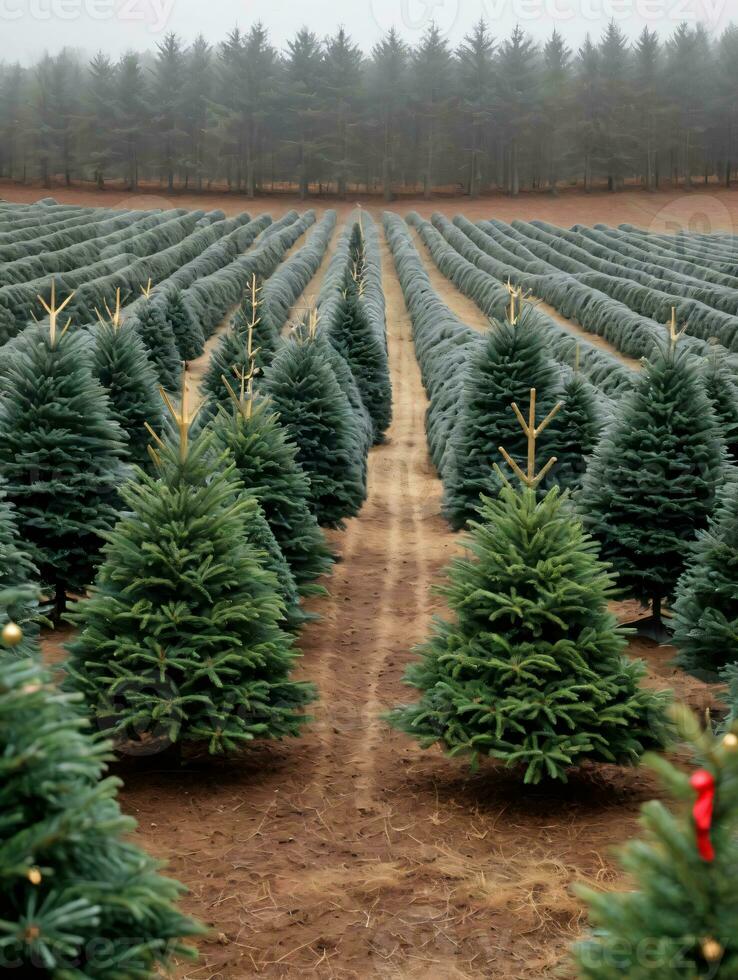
[690,769,716,863]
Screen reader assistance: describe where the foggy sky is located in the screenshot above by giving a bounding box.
[2,0,735,65]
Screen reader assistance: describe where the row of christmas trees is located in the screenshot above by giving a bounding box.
[0,215,395,973]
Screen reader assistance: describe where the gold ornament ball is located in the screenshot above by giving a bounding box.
[723,733,738,750]
[1,622,23,647]
[702,939,724,963]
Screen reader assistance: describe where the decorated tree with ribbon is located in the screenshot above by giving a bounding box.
[65,375,316,753]
[0,619,203,975]
[573,706,738,978]
[388,390,670,784]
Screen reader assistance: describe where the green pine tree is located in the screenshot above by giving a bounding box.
[245,496,305,632]
[703,351,738,463]
[673,480,738,680]
[208,397,333,592]
[0,649,202,976]
[91,318,163,470]
[163,288,205,362]
[327,280,392,444]
[263,333,366,528]
[573,707,738,978]
[0,496,40,660]
[0,317,126,620]
[579,338,724,628]
[389,393,670,784]
[133,296,182,392]
[549,371,605,492]
[65,398,315,754]
[443,310,560,530]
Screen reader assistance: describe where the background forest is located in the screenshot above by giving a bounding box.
[1,19,737,199]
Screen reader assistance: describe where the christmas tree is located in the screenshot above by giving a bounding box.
[388,390,670,784]
[443,306,560,530]
[263,325,366,528]
[579,331,724,636]
[244,495,305,633]
[208,381,333,593]
[65,376,315,753]
[133,284,181,391]
[91,289,163,470]
[0,288,127,621]
[162,287,205,362]
[201,276,277,411]
[0,626,202,976]
[573,706,738,978]
[672,481,738,680]
[702,349,738,463]
[327,279,392,444]
[549,368,604,492]
[0,496,40,660]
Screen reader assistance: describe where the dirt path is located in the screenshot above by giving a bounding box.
[281,218,341,336]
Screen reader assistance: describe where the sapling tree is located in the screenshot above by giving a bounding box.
[0,286,127,620]
[579,332,724,637]
[389,390,669,783]
[65,376,315,753]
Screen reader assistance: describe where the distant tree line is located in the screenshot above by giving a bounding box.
[1,20,737,199]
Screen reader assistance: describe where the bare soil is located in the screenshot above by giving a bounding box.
[28,188,726,978]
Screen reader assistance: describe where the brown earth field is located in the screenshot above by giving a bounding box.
[18,183,732,978]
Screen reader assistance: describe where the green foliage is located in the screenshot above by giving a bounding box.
[163,287,205,361]
[702,352,738,462]
[0,655,202,976]
[208,399,332,592]
[264,335,367,528]
[0,499,40,660]
[0,324,126,616]
[390,487,666,783]
[133,299,182,391]
[91,320,163,470]
[443,312,560,530]
[328,282,392,443]
[550,371,605,492]
[245,497,304,632]
[579,340,724,610]
[573,707,738,978]
[673,480,738,679]
[389,484,669,784]
[65,428,315,753]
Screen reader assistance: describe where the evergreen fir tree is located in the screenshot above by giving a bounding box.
[91,298,163,470]
[549,370,605,492]
[573,707,738,978]
[327,280,392,444]
[0,647,202,976]
[389,392,669,784]
[672,480,738,680]
[0,495,40,660]
[263,331,366,528]
[163,287,205,362]
[245,496,304,632]
[703,350,738,463]
[579,337,724,631]
[133,293,181,391]
[443,309,560,530]
[0,303,127,620]
[208,396,333,592]
[65,384,314,753]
